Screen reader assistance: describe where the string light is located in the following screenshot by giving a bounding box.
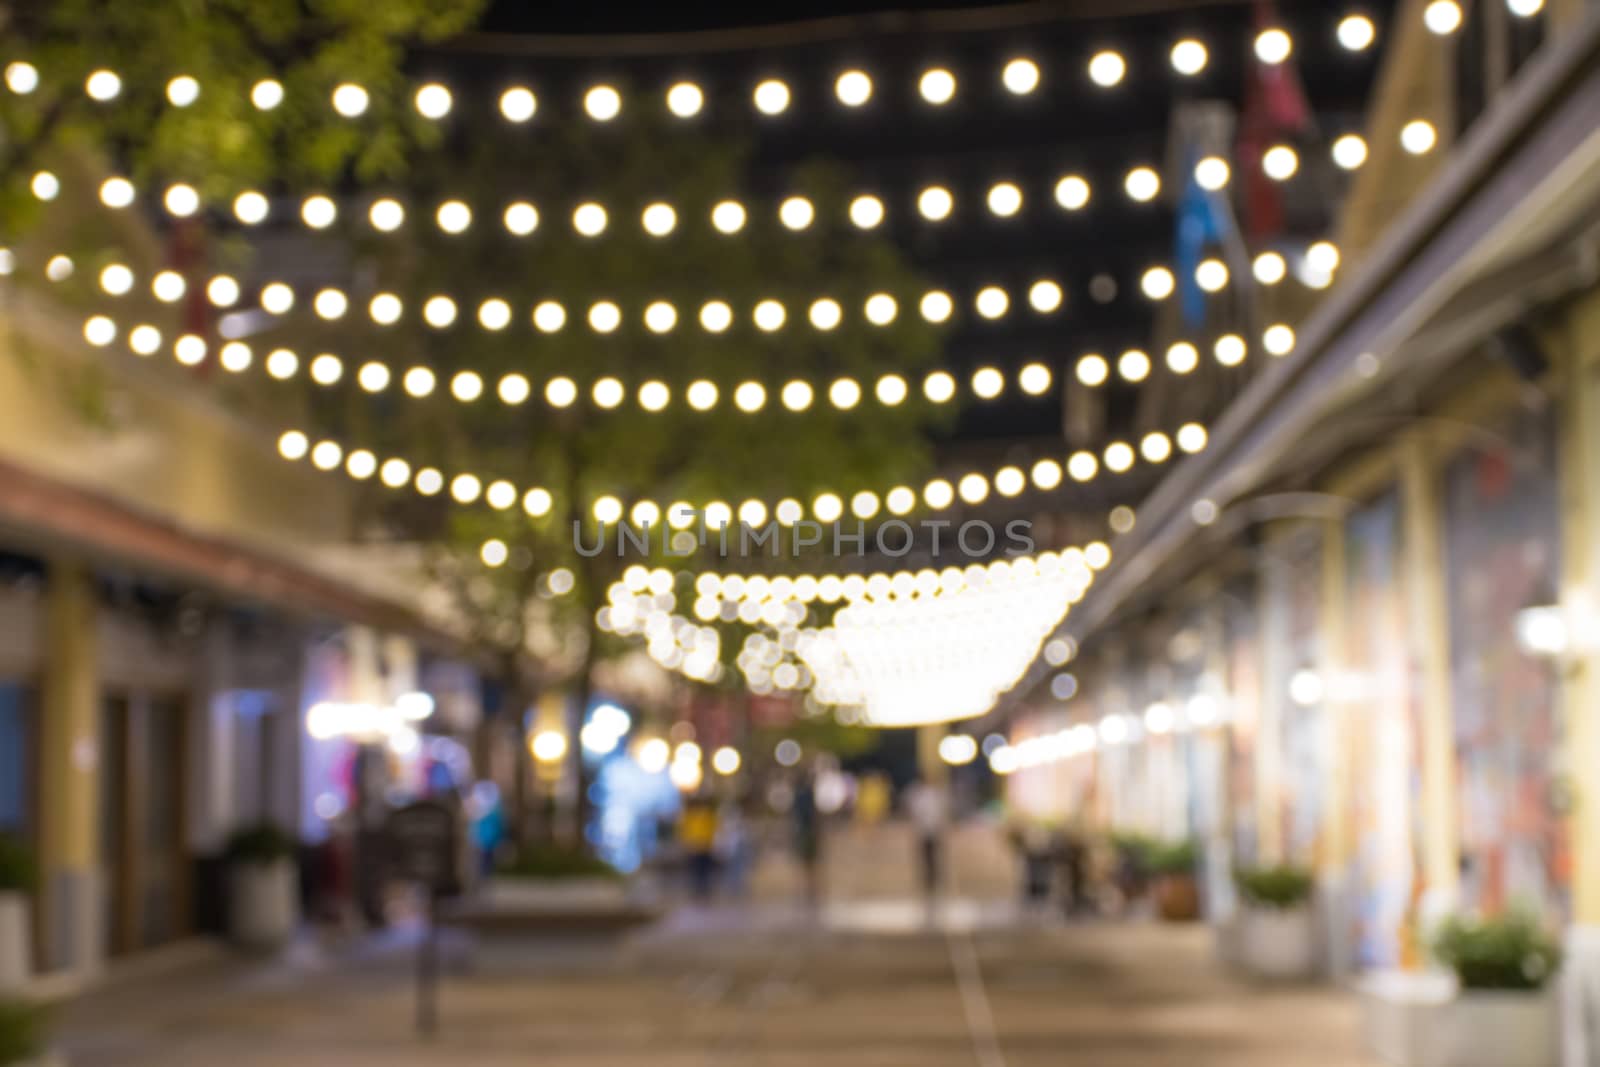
[1170,39,1208,75]
[849,195,884,229]
[4,61,38,94]
[1195,156,1230,190]
[918,185,954,221]
[223,193,271,229]
[1254,27,1293,64]
[1338,14,1377,50]
[1332,133,1368,170]
[331,83,369,117]
[1124,167,1160,202]
[835,70,872,107]
[301,195,337,229]
[1002,58,1040,94]
[986,181,1023,217]
[753,79,790,115]
[919,68,956,105]
[99,177,135,208]
[85,69,121,101]
[1401,119,1437,155]
[584,85,622,121]
[1087,51,1126,88]
[1424,1,1463,35]
[666,82,703,118]
[1253,251,1287,285]
[1055,175,1091,210]
[500,87,537,122]
[251,79,283,109]
[1262,145,1299,180]
[415,83,452,119]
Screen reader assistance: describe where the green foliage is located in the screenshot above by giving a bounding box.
[0,0,486,210]
[0,835,35,894]
[265,108,950,692]
[1235,865,1314,909]
[1141,838,1198,877]
[497,843,621,881]
[1431,910,1562,991]
[752,716,880,762]
[0,998,44,1065]
[223,822,297,865]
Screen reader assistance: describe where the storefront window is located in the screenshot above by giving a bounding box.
[1443,410,1566,918]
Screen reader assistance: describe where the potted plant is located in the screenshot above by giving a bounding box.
[1235,865,1317,979]
[0,998,54,1067]
[1426,910,1561,1067]
[224,823,299,949]
[1146,839,1201,922]
[0,836,34,991]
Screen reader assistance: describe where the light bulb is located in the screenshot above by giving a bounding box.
[414,83,451,119]
[584,85,621,121]
[500,87,537,122]
[920,68,956,105]
[667,81,703,117]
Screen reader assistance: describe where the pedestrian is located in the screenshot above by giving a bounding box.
[904,777,948,899]
[679,793,720,900]
[792,771,823,906]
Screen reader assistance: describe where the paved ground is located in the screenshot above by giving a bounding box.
[54,821,1382,1067]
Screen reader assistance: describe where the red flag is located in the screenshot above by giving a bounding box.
[1237,0,1313,240]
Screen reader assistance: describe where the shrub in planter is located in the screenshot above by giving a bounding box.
[0,998,43,1066]
[1146,839,1201,922]
[0,837,35,991]
[497,843,620,881]
[223,823,299,949]
[1431,910,1561,992]
[1235,865,1317,978]
[1422,910,1562,1067]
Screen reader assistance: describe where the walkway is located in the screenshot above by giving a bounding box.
[53,821,1381,1066]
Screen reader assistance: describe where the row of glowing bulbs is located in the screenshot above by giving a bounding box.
[808,563,1089,725]
[84,306,1067,410]
[62,137,1386,242]
[455,417,1197,549]
[64,141,1374,239]
[82,302,1284,411]
[89,261,1319,333]
[1,13,1403,125]
[988,694,1228,774]
[595,547,1111,626]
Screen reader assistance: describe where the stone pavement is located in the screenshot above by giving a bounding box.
[53,820,1382,1066]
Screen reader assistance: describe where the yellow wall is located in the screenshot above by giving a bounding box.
[0,298,356,569]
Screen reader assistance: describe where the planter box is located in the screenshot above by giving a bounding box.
[1239,904,1318,980]
[1358,972,1558,1067]
[229,858,297,949]
[0,890,30,989]
[1155,874,1201,922]
[482,876,633,911]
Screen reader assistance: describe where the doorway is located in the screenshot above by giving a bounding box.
[100,691,190,957]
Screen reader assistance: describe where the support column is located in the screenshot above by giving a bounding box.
[1320,519,1357,977]
[37,559,102,975]
[1255,568,1286,865]
[1399,436,1460,922]
[1560,298,1600,1067]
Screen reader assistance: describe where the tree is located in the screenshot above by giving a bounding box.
[0,0,485,231]
[266,108,950,841]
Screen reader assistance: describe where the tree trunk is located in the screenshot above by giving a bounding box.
[561,620,600,848]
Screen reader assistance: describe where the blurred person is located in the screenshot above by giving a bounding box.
[470,781,505,879]
[792,770,823,906]
[856,772,891,824]
[715,794,753,898]
[904,777,947,899]
[1013,821,1054,911]
[678,793,720,900]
